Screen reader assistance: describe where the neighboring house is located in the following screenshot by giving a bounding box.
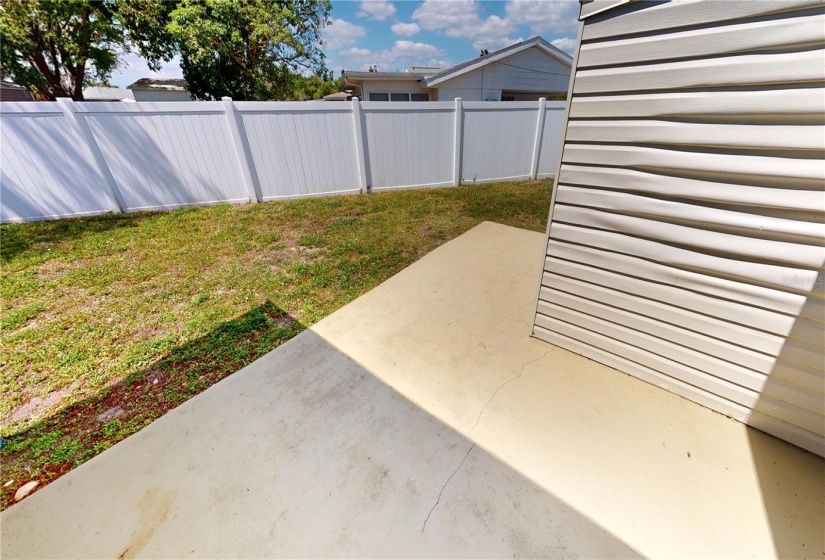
[322,91,353,101]
[127,78,191,101]
[533,0,824,456]
[83,87,135,102]
[342,36,572,102]
[0,81,35,101]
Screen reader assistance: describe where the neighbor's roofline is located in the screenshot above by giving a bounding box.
[342,71,429,81]
[422,36,572,88]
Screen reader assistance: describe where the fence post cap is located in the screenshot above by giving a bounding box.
[352,96,359,102]
[221,96,232,101]
[454,97,462,101]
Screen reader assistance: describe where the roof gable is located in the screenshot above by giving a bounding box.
[423,36,572,88]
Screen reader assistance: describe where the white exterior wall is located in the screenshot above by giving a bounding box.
[359,79,433,101]
[533,0,825,456]
[434,47,571,101]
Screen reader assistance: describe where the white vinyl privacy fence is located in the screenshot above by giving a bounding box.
[0,97,565,223]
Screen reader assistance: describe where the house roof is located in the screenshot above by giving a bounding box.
[0,81,35,101]
[342,71,432,82]
[83,87,135,101]
[127,78,187,91]
[323,91,353,101]
[422,36,573,88]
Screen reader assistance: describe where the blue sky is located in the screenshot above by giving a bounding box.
[110,0,580,87]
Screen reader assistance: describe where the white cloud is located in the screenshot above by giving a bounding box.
[413,0,517,53]
[335,40,451,73]
[357,0,397,21]
[322,18,367,51]
[391,22,420,37]
[551,36,576,54]
[504,0,580,34]
[474,36,524,52]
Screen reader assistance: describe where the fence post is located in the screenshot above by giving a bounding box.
[55,97,125,213]
[530,97,547,180]
[453,98,463,186]
[351,97,370,194]
[222,97,261,203]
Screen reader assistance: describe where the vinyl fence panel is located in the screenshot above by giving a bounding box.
[461,101,538,183]
[237,102,360,200]
[1,98,565,223]
[362,101,455,191]
[0,103,116,222]
[78,102,249,211]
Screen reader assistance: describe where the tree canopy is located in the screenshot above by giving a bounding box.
[0,0,167,100]
[168,0,330,101]
[0,0,333,101]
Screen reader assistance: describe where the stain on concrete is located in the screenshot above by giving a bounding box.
[118,488,175,559]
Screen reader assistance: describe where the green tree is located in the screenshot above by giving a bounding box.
[167,0,330,101]
[288,68,342,100]
[0,0,175,100]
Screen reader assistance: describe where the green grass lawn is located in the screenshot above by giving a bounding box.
[0,180,551,508]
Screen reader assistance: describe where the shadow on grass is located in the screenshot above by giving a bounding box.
[0,211,151,263]
[1,300,303,509]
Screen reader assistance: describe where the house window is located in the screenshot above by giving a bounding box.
[368,92,429,102]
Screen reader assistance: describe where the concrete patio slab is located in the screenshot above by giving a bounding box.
[2,222,823,559]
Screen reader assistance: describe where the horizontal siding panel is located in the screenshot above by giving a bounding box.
[534,307,824,436]
[581,0,820,40]
[568,88,825,120]
[562,144,825,183]
[533,325,825,457]
[545,244,823,345]
[536,298,823,420]
[565,120,825,151]
[557,165,825,212]
[537,0,825,455]
[555,185,825,243]
[578,11,825,68]
[573,50,824,94]
[542,257,825,352]
[538,278,820,376]
[551,205,825,271]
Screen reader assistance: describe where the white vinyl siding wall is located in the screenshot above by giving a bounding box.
[533,0,825,456]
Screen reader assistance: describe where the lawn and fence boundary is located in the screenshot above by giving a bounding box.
[0,98,565,223]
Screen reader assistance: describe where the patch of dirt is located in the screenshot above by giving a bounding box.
[95,406,126,422]
[36,260,78,281]
[6,385,73,425]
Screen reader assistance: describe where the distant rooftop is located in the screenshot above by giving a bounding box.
[83,86,135,101]
[127,78,188,91]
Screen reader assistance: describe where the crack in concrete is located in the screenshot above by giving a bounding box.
[468,349,553,435]
[421,443,475,533]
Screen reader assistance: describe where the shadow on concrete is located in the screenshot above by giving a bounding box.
[750,271,825,559]
[1,327,641,558]
[0,300,303,510]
